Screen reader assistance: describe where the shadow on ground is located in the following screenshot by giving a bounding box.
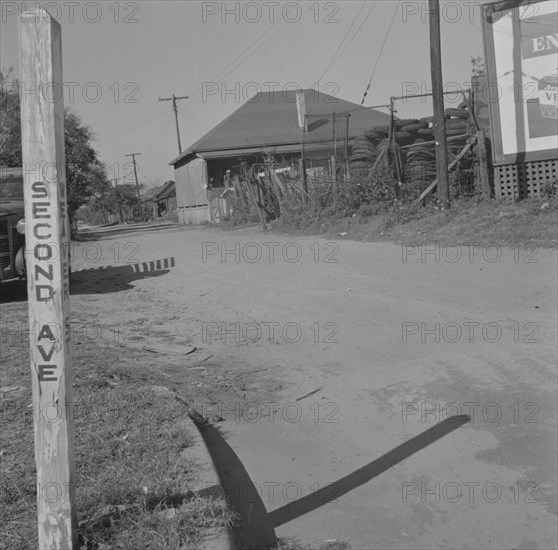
[70,258,175,295]
[70,257,176,294]
[192,414,471,549]
[0,257,176,301]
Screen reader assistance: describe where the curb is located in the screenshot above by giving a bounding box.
[150,386,237,550]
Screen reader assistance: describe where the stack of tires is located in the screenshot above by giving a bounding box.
[443,102,470,137]
[397,103,470,143]
[349,135,377,175]
[405,147,437,183]
[393,118,426,147]
[349,103,473,180]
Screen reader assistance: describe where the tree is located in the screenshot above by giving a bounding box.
[0,68,110,225]
[0,68,22,166]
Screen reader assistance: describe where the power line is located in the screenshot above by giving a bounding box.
[101,3,300,149]
[187,1,301,105]
[143,113,175,155]
[327,1,379,79]
[315,1,370,83]
[99,109,168,146]
[178,108,208,132]
[165,22,235,94]
[360,0,401,106]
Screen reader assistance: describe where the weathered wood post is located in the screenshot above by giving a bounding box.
[476,129,492,199]
[19,8,77,549]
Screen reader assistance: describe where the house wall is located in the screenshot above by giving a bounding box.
[174,157,210,225]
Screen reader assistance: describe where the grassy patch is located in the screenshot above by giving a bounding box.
[270,197,558,248]
[0,306,232,550]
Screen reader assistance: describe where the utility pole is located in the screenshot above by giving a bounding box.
[332,112,337,207]
[113,178,125,224]
[300,116,308,204]
[429,0,450,210]
[125,153,142,221]
[159,94,189,155]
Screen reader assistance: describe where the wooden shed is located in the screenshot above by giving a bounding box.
[173,156,210,224]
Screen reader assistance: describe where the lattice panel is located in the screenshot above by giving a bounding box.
[494,160,558,199]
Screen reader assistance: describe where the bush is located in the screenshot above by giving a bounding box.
[541,179,558,211]
[227,197,260,225]
[274,194,322,229]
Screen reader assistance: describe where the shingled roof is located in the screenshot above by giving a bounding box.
[170,89,390,165]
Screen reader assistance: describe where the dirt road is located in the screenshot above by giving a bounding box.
[68,222,557,549]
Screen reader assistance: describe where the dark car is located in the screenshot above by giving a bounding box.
[0,167,26,282]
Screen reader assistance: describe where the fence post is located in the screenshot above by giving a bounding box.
[476,129,492,199]
[19,8,77,549]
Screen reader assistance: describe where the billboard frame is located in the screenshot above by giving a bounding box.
[482,0,558,165]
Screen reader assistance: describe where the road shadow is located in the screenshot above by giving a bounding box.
[70,257,175,295]
[192,413,470,548]
[0,257,176,301]
[268,415,470,528]
[196,421,278,549]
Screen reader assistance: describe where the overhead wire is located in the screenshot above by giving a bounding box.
[178,108,209,132]
[315,0,370,84]
[186,1,301,104]
[164,21,236,94]
[360,0,401,106]
[99,108,169,146]
[327,1,379,79]
[100,2,300,148]
[143,113,175,155]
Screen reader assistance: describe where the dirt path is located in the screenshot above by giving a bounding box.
[69,222,557,549]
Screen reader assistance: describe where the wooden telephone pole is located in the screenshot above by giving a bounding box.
[429,0,450,210]
[113,178,125,223]
[125,153,142,220]
[159,94,189,155]
[19,7,77,547]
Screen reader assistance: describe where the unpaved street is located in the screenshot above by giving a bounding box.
[67,223,557,549]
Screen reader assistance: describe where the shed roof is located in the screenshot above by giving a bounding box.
[155,180,176,200]
[170,89,390,166]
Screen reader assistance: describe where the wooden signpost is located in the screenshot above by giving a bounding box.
[19,8,77,548]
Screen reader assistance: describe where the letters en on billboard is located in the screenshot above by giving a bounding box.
[482,0,558,164]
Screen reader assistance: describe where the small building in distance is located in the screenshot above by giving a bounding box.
[149,180,176,218]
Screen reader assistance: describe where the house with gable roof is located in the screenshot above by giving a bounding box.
[169,88,390,224]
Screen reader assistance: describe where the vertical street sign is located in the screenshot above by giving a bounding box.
[19,8,77,549]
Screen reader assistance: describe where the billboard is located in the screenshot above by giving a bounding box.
[482,0,558,164]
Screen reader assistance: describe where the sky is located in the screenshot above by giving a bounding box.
[1,0,486,187]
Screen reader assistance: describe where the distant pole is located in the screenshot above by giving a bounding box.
[332,112,337,206]
[19,7,77,548]
[344,113,351,158]
[345,113,351,180]
[159,94,189,155]
[301,117,308,203]
[429,0,450,209]
[113,178,125,223]
[125,153,142,220]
